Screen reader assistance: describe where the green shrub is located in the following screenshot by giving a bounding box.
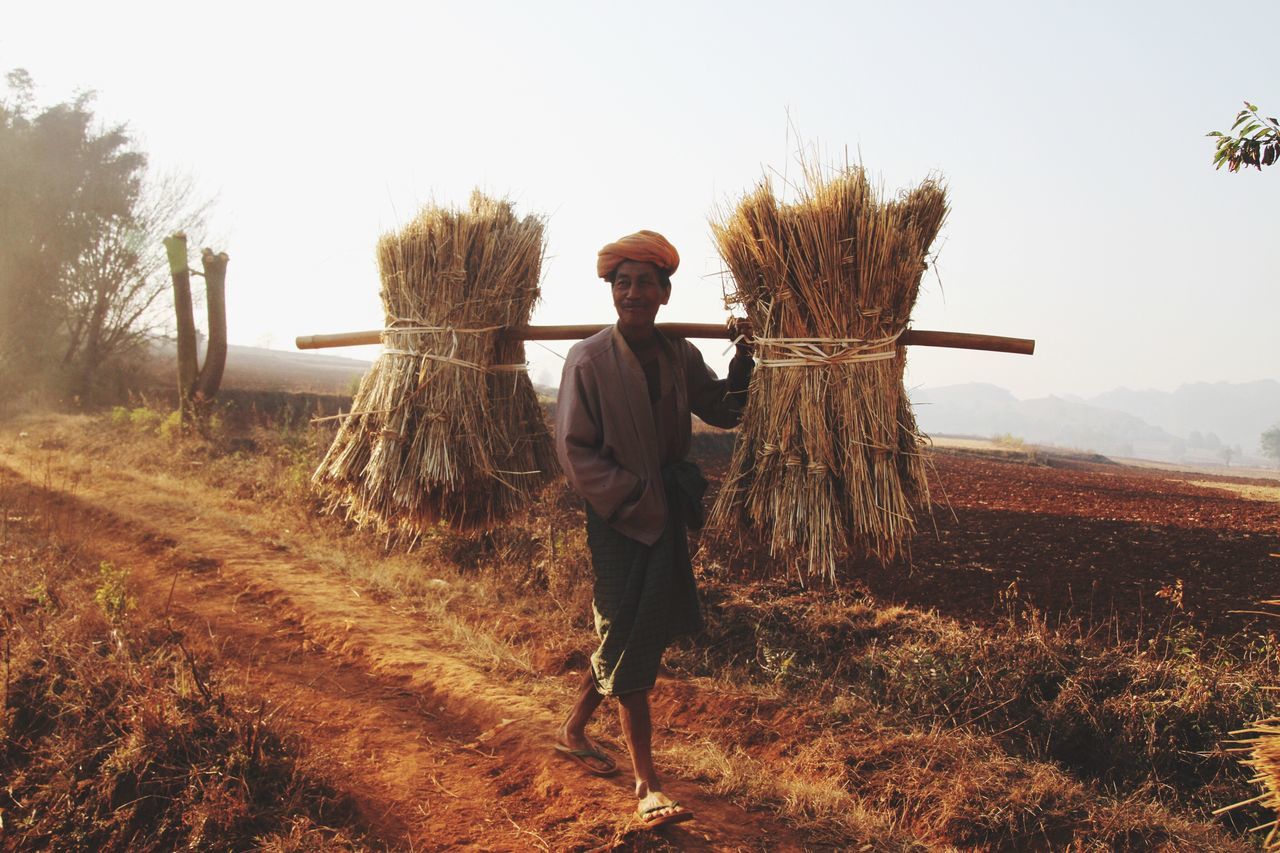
[128,407,162,434]
[159,409,184,439]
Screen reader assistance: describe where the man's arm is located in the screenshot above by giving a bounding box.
[686,342,754,429]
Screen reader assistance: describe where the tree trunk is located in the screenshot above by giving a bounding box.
[165,232,198,416]
[195,248,228,402]
[74,281,112,401]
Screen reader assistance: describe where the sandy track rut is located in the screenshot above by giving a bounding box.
[0,443,805,851]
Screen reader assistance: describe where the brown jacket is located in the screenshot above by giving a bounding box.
[556,325,749,545]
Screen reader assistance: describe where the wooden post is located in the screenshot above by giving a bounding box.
[164,232,198,417]
[195,248,229,402]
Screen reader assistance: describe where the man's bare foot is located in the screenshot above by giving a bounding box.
[556,720,587,751]
[636,790,694,828]
[553,722,616,775]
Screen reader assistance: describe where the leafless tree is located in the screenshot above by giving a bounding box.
[59,170,213,397]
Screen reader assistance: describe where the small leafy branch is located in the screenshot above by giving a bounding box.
[1208,102,1279,171]
[94,560,136,624]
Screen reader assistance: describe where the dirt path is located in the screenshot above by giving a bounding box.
[0,440,806,851]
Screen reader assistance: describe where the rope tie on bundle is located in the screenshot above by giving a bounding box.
[753,329,905,368]
[380,319,528,373]
[314,323,527,427]
[760,443,829,475]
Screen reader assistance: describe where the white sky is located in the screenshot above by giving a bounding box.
[5,1,1276,398]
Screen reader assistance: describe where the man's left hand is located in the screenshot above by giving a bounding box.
[728,317,754,358]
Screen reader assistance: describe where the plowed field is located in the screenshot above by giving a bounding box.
[892,452,1280,640]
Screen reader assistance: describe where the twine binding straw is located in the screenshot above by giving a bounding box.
[754,330,904,368]
[382,323,527,370]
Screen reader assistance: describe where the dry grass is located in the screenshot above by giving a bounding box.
[1186,479,1280,504]
[663,735,902,846]
[13,407,1275,849]
[0,467,367,850]
[709,162,947,581]
[312,191,557,534]
[672,576,1279,833]
[651,670,1244,850]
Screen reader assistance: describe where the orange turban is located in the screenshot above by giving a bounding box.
[596,230,680,280]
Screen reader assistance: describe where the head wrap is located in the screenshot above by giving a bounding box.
[596,230,680,280]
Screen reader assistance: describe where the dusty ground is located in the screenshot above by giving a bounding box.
[889,452,1280,641]
[0,427,816,851]
[4,417,1276,849]
[692,435,1280,642]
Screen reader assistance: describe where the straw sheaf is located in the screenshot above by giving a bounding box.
[1219,719,1280,847]
[311,192,557,534]
[708,165,947,582]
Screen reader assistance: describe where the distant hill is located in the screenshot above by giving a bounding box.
[911,381,1280,467]
[910,384,1181,460]
[1087,380,1280,454]
[145,339,372,395]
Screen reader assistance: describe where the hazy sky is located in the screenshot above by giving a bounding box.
[5,1,1276,398]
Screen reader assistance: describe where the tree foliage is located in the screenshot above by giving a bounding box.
[0,69,208,405]
[1208,102,1280,172]
[1262,425,1280,464]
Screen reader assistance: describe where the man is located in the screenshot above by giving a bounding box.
[553,229,753,829]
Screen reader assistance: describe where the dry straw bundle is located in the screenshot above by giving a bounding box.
[1220,718,1280,847]
[709,164,947,582]
[312,191,557,534]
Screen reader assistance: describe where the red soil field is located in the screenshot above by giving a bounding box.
[870,452,1280,641]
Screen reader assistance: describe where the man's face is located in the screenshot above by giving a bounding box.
[611,260,670,333]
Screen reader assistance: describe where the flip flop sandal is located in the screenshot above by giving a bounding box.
[637,801,695,829]
[553,741,618,776]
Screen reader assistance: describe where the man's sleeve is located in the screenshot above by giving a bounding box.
[555,356,644,520]
[686,342,754,429]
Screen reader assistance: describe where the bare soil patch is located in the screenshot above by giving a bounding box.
[869,451,1280,641]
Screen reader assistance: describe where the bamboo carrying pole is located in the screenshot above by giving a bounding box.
[296,324,1035,355]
